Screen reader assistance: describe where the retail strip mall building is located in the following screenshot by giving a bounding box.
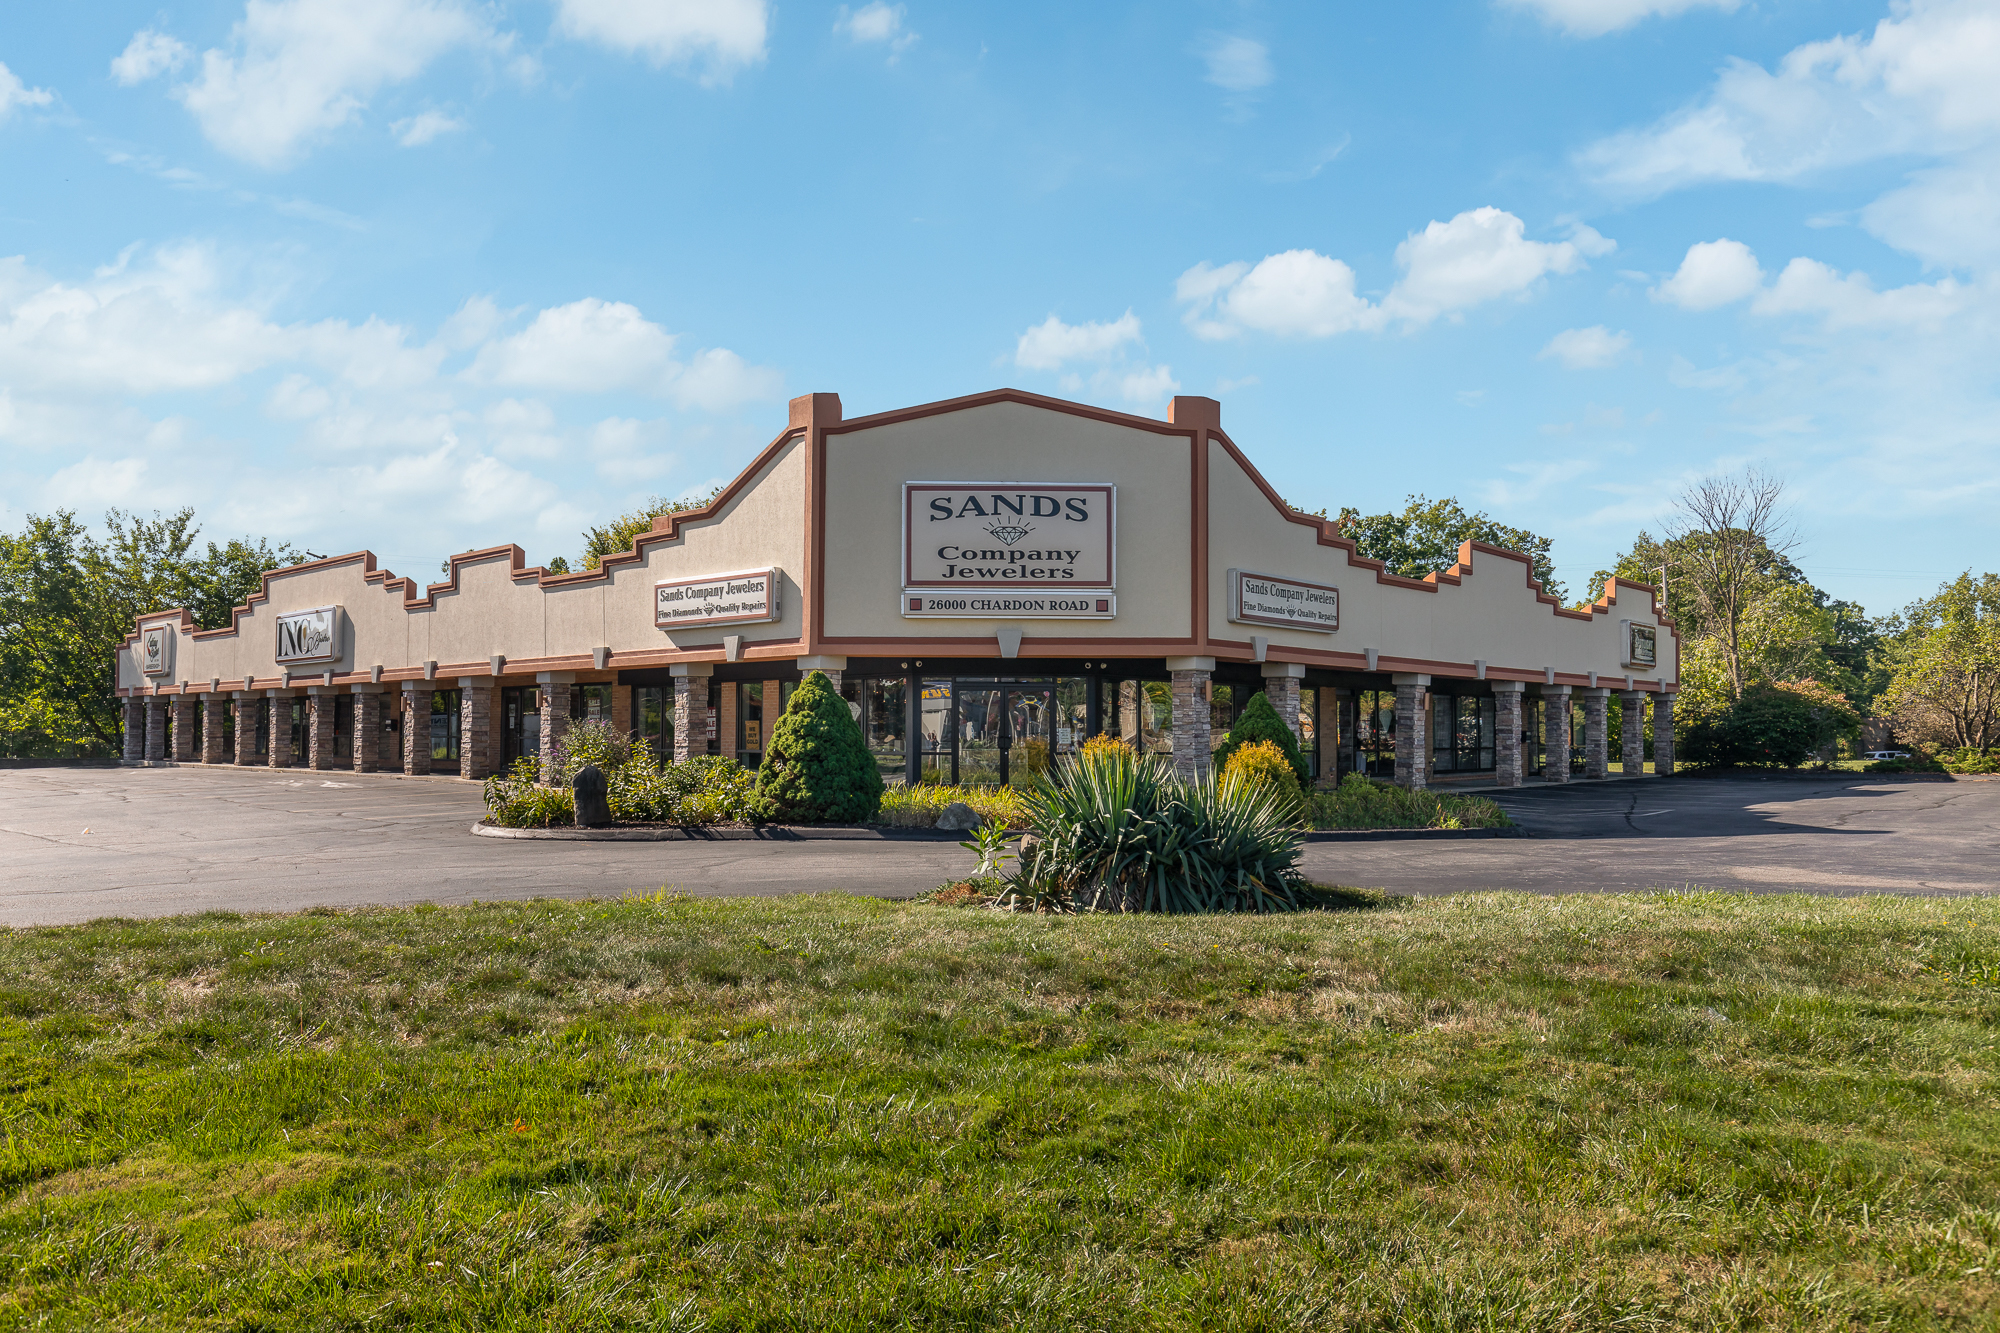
[115,390,1679,790]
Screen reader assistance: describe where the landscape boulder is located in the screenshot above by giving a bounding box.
[572,764,613,828]
[935,801,980,831]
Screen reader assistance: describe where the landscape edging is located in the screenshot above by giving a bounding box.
[471,821,1525,843]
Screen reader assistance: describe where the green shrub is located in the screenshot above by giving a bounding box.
[1211,691,1311,786]
[1221,738,1303,815]
[611,753,759,823]
[1685,680,1861,769]
[551,717,630,784]
[1305,773,1510,830]
[876,784,1029,829]
[482,758,576,828]
[755,670,885,824]
[1866,751,1950,775]
[1009,743,1307,913]
[1938,748,2000,774]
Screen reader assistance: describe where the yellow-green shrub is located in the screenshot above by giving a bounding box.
[1221,738,1303,812]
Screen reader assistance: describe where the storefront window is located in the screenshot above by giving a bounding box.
[635,686,670,761]
[739,682,763,767]
[1430,693,1496,773]
[503,687,540,765]
[839,677,908,781]
[430,689,461,765]
[333,695,352,763]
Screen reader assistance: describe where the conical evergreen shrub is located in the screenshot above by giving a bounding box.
[1211,690,1310,786]
[754,670,885,823]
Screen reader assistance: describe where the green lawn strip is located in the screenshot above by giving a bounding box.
[0,893,1993,1330]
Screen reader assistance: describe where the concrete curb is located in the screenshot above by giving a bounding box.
[1304,826,1527,842]
[472,822,969,842]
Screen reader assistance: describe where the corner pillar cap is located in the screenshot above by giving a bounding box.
[1391,673,1431,687]
[400,679,434,692]
[535,671,576,686]
[796,655,847,671]
[1165,656,1216,673]
[1259,661,1306,679]
[1618,688,1648,701]
[1168,395,1221,432]
[669,662,714,679]
[1538,683,1573,696]
[458,675,495,688]
[789,392,842,430]
[232,690,258,701]
[1490,680,1527,693]
[1579,686,1612,698]
[349,684,386,694]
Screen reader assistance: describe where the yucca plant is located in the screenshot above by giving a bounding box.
[1006,743,1308,914]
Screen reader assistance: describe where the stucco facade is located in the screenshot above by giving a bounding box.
[115,389,1679,789]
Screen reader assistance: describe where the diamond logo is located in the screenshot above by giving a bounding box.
[985,521,1034,546]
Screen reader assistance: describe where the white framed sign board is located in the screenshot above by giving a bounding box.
[275,606,341,665]
[1621,620,1658,669]
[140,625,173,676]
[1227,569,1340,633]
[902,482,1115,590]
[656,568,780,629]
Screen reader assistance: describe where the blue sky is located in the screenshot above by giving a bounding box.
[1,0,1993,615]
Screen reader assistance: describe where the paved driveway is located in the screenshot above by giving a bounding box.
[0,766,1994,925]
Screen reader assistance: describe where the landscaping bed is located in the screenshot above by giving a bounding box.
[1,891,1995,1328]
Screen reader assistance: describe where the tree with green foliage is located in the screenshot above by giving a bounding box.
[0,508,296,757]
[1211,691,1310,786]
[1331,494,1565,603]
[581,486,725,571]
[1879,572,2000,753]
[755,670,885,823]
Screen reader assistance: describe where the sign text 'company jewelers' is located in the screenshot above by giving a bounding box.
[903,483,1114,588]
[1227,569,1339,632]
[275,606,341,664]
[901,592,1115,619]
[655,568,781,629]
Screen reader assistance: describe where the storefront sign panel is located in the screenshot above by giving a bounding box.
[656,568,780,629]
[1227,569,1339,632]
[903,483,1114,589]
[901,592,1116,619]
[140,625,173,676]
[275,606,341,665]
[1622,620,1657,669]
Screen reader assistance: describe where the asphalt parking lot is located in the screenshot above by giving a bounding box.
[0,765,1994,925]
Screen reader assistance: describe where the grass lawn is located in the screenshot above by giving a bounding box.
[1,891,1996,1330]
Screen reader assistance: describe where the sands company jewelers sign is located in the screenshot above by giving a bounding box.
[656,568,780,629]
[903,483,1114,589]
[1227,569,1339,633]
[275,606,341,665]
[140,625,172,676]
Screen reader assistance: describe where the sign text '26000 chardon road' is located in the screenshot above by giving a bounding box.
[903,483,1114,589]
[656,569,781,630]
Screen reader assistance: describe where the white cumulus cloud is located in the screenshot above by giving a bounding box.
[555,0,768,82]
[111,30,192,85]
[174,0,506,168]
[0,61,53,119]
[836,3,917,57]
[391,110,465,146]
[1539,326,1632,368]
[1014,312,1142,370]
[1750,258,1971,330]
[1500,0,1738,38]
[1652,238,1763,309]
[1197,34,1272,92]
[1180,208,1591,339]
[467,297,780,408]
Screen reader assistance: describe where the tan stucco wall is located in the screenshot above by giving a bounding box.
[820,400,1194,643]
[1205,438,1677,682]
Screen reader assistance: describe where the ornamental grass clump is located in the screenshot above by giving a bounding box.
[755,669,885,824]
[875,784,1028,829]
[1007,742,1307,913]
[1305,772,1511,830]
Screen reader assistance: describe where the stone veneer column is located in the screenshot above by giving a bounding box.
[1541,686,1572,785]
[171,696,197,762]
[122,697,144,762]
[537,673,573,782]
[1652,692,1676,776]
[1581,688,1610,779]
[1620,691,1647,775]
[1392,674,1429,790]
[267,691,295,768]
[1167,657,1216,781]
[671,665,712,763]
[354,687,383,773]
[201,694,228,764]
[307,688,336,770]
[402,683,433,776]
[1259,662,1305,747]
[1493,682,1526,788]
[144,697,167,762]
[459,678,494,780]
[232,693,259,765]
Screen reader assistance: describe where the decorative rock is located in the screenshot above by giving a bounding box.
[572,764,613,828]
[935,801,980,831]
[1015,832,1043,876]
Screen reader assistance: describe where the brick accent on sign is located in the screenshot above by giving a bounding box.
[1495,689,1525,788]
[1170,669,1211,780]
[539,684,570,782]
[1652,693,1675,776]
[172,696,197,762]
[403,687,433,776]
[673,678,698,762]
[1582,691,1609,780]
[1543,695,1571,785]
[461,684,493,780]
[307,693,335,770]
[1620,692,1646,774]
[355,691,382,773]
[201,697,227,764]
[144,699,166,762]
